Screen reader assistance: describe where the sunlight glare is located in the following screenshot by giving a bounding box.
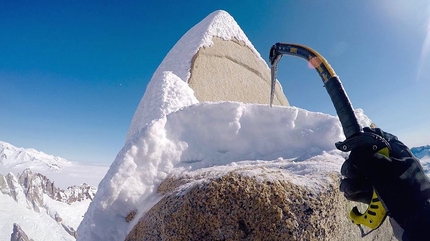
[417,5,430,81]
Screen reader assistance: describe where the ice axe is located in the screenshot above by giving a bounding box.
[269,43,391,235]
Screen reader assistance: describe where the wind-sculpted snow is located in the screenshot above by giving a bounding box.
[126,71,198,142]
[78,101,373,241]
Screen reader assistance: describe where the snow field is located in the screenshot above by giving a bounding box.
[0,193,82,241]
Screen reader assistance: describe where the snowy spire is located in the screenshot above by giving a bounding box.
[158,9,261,83]
[126,10,261,142]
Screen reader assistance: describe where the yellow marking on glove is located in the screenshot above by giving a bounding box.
[350,190,387,229]
[349,147,389,229]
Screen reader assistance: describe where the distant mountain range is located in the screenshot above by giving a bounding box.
[0,139,428,240]
[0,141,108,189]
[2,140,428,173]
[0,140,108,240]
[411,145,430,159]
[0,141,73,171]
[1,168,96,238]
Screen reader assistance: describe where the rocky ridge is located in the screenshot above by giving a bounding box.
[11,223,33,241]
[0,169,96,208]
[0,168,96,239]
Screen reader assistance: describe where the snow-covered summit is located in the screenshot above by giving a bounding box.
[78,10,377,241]
[0,141,108,189]
[155,9,261,83]
[126,10,262,142]
[0,141,73,171]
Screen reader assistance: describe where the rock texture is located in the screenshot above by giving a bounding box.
[62,223,78,239]
[10,223,33,241]
[188,36,288,106]
[126,169,395,241]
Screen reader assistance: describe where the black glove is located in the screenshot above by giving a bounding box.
[340,127,430,240]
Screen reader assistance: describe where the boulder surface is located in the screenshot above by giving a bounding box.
[126,168,395,241]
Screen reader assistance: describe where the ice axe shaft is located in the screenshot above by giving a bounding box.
[269,43,360,138]
[269,43,388,233]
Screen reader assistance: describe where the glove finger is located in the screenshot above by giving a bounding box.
[341,158,361,178]
[363,127,411,159]
[340,178,373,204]
[340,177,372,194]
[349,145,376,163]
[363,127,395,143]
[348,145,391,175]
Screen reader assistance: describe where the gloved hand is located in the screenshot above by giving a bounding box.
[340,127,430,240]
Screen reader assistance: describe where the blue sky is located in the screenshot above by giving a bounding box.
[1,1,429,164]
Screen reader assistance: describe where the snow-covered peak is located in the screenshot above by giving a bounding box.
[192,10,262,61]
[0,169,96,240]
[411,145,430,159]
[157,9,261,84]
[0,141,73,171]
[0,144,107,240]
[80,10,379,240]
[0,141,108,189]
[126,10,262,142]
